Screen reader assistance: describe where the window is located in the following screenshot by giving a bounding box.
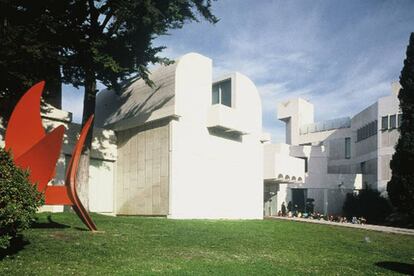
[212,85,220,104]
[299,157,308,172]
[390,114,396,129]
[345,137,351,159]
[212,79,232,107]
[381,116,388,130]
[360,162,366,174]
[356,121,378,142]
[369,121,376,136]
[398,113,402,128]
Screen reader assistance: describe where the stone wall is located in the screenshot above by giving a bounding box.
[116,119,170,215]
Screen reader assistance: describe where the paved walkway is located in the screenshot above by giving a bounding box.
[268,216,414,236]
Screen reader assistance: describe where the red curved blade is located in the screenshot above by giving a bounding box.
[14,125,65,191]
[66,115,98,231]
[5,81,46,159]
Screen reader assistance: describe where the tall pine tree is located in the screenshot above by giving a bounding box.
[1,1,218,210]
[387,33,414,223]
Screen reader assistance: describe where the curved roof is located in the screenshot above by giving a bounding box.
[95,61,178,131]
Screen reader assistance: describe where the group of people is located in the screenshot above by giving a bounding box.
[277,201,366,225]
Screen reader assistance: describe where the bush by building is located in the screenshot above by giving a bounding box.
[0,148,44,249]
[343,188,392,225]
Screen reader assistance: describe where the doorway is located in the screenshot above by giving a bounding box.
[264,183,278,216]
[291,188,307,213]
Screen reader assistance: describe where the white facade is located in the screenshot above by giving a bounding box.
[269,84,400,215]
[96,53,264,219]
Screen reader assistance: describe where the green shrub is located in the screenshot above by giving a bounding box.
[0,148,44,249]
[343,188,392,225]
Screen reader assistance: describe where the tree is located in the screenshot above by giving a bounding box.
[0,1,66,120]
[1,1,218,209]
[387,32,414,224]
[342,188,391,225]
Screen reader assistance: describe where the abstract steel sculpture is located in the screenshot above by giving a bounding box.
[5,81,97,231]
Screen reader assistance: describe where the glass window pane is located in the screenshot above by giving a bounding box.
[220,80,232,107]
[372,122,375,136]
[212,84,220,104]
[360,162,366,174]
[345,137,351,159]
[381,116,388,130]
[390,114,396,129]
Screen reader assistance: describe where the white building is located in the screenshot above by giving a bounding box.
[265,83,401,216]
[0,53,267,219]
[94,53,265,219]
[1,52,399,219]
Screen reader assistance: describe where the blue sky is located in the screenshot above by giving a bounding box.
[63,0,414,143]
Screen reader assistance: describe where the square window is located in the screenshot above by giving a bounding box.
[390,114,396,129]
[211,79,232,107]
[381,116,388,130]
[299,157,308,172]
[220,80,232,107]
[360,162,366,174]
[212,84,220,104]
[345,137,351,159]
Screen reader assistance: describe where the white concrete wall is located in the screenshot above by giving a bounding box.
[277,98,314,145]
[169,53,263,219]
[264,143,304,182]
[89,158,114,213]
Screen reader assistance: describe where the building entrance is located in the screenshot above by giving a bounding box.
[291,188,307,213]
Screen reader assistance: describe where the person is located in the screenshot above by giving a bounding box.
[281,202,287,216]
[352,216,358,224]
[287,201,292,212]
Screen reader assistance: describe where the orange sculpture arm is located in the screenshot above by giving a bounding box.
[5,81,47,159]
[4,81,98,231]
[64,115,97,231]
[5,81,64,191]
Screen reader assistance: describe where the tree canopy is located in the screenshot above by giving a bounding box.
[387,32,414,224]
[0,0,218,122]
[1,0,218,209]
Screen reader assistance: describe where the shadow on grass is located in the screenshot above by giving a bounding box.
[31,215,70,229]
[73,227,89,232]
[375,261,414,275]
[0,235,29,260]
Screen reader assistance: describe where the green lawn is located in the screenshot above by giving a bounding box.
[1,213,413,275]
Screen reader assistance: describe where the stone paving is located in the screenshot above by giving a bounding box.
[268,216,414,236]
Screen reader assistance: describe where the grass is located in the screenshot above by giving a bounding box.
[0,213,413,275]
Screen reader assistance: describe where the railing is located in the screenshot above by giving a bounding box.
[300,117,351,135]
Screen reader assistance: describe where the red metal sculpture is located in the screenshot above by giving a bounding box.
[5,81,97,231]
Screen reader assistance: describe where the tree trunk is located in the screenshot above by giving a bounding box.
[76,70,97,211]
